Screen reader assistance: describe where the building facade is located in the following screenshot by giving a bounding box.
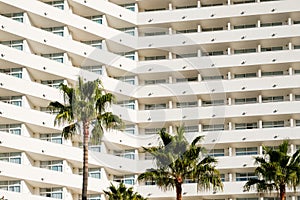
[0,0,300,199]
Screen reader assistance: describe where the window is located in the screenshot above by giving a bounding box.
[233,24,256,29]
[3,13,24,23]
[0,96,22,107]
[201,3,223,7]
[117,100,135,110]
[89,145,101,152]
[262,121,285,128]
[41,53,64,63]
[202,51,224,56]
[145,79,166,85]
[237,198,258,200]
[144,8,166,12]
[233,0,255,4]
[42,26,64,36]
[114,149,135,160]
[236,147,258,156]
[79,168,101,179]
[184,126,198,133]
[125,125,135,135]
[236,172,257,181]
[208,149,225,157]
[0,181,21,192]
[176,5,197,9]
[261,22,283,27]
[45,1,64,10]
[118,27,135,35]
[40,133,62,144]
[120,3,135,11]
[118,51,135,60]
[0,124,22,135]
[294,45,300,49]
[235,123,258,130]
[176,77,198,82]
[261,71,284,76]
[235,73,256,78]
[113,175,135,185]
[145,56,166,60]
[235,97,257,105]
[86,194,101,200]
[202,75,223,80]
[176,101,198,108]
[202,27,223,32]
[202,100,225,106]
[262,96,284,103]
[0,40,23,51]
[82,40,102,49]
[81,66,102,75]
[295,120,300,126]
[86,15,103,24]
[145,128,163,135]
[176,53,198,58]
[41,80,64,88]
[261,46,283,52]
[144,32,167,36]
[0,152,21,164]
[0,68,22,78]
[40,160,63,172]
[115,76,135,85]
[145,104,167,110]
[40,187,63,199]
[294,21,300,24]
[203,124,224,132]
[176,29,197,34]
[234,48,256,54]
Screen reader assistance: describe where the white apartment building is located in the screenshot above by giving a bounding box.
[0,0,300,199]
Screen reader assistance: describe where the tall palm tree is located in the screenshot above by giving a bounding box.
[244,140,300,200]
[138,126,223,200]
[104,182,147,200]
[48,78,122,200]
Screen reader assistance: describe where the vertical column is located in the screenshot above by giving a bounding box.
[168,52,173,59]
[169,125,173,134]
[134,51,139,61]
[228,173,233,182]
[259,120,263,128]
[290,118,294,127]
[259,145,263,155]
[258,44,262,52]
[227,22,231,30]
[134,3,139,12]
[169,3,173,10]
[197,0,201,7]
[289,93,294,101]
[198,73,202,81]
[135,149,139,160]
[258,95,262,103]
[168,76,173,84]
[198,124,202,132]
[227,71,232,80]
[197,25,202,32]
[135,99,139,110]
[289,68,293,76]
[169,27,173,35]
[228,97,232,105]
[258,69,262,77]
[228,0,231,5]
[198,99,202,107]
[228,147,232,156]
[288,17,292,25]
[169,101,173,109]
[227,47,231,55]
[288,42,293,50]
[197,49,202,57]
[134,75,139,85]
[257,20,261,28]
[228,122,232,130]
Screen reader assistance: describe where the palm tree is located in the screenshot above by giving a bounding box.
[48,78,122,200]
[104,182,147,200]
[244,140,300,200]
[138,126,223,200]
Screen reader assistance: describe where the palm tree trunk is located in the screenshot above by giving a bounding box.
[82,121,89,200]
[280,184,286,200]
[176,183,182,200]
